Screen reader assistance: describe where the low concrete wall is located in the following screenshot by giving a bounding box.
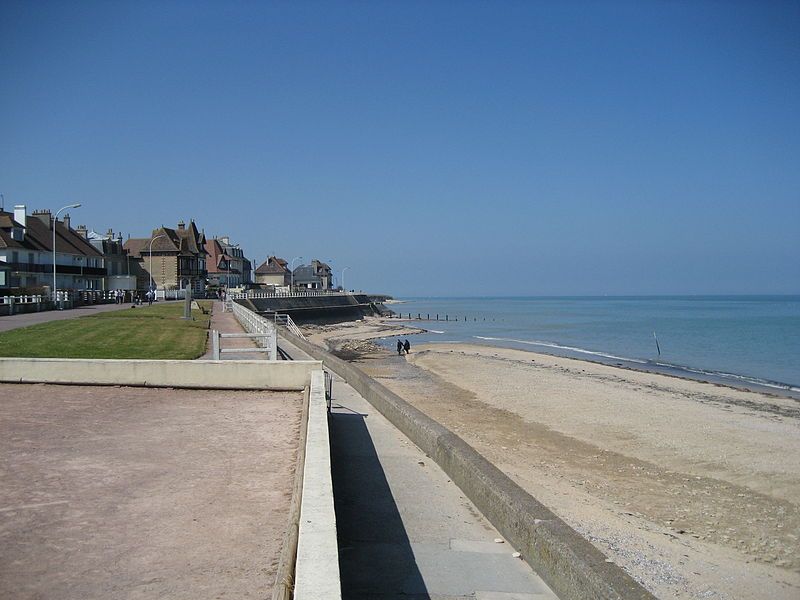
[293,370,341,600]
[0,357,321,391]
[283,334,656,600]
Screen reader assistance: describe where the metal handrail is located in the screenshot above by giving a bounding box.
[0,294,45,305]
[269,313,306,339]
[231,290,357,299]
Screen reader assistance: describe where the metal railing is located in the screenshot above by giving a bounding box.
[156,289,188,301]
[270,312,306,339]
[232,290,357,299]
[0,294,44,305]
[229,301,278,360]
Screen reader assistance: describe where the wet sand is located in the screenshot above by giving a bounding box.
[306,320,800,600]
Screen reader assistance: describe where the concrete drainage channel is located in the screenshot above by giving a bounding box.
[282,334,657,600]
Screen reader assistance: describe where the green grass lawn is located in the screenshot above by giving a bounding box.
[0,301,213,359]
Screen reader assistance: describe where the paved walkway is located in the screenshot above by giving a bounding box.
[279,336,559,600]
[0,301,147,333]
[200,301,271,360]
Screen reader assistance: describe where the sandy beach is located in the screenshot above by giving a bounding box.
[305,319,800,600]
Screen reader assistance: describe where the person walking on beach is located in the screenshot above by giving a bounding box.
[403,339,411,354]
[397,340,403,355]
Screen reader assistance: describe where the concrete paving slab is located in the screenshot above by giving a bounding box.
[449,538,515,554]
[476,592,549,600]
[328,373,559,600]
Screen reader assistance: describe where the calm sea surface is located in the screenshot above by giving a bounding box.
[386,296,800,393]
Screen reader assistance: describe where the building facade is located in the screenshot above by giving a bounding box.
[79,227,137,291]
[292,259,333,290]
[124,220,207,295]
[205,236,248,289]
[254,256,291,287]
[0,205,106,292]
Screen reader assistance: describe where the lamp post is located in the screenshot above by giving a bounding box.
[149,234,167,299]
[341,266,350,292]
[290,256,303,291]
[52,203,81,303]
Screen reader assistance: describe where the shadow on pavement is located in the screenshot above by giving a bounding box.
[330,408,428,600]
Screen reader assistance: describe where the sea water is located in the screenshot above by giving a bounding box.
[385,296,800,394]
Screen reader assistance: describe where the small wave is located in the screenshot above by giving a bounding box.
[425,329,445,334]
[473,336,800,393]
[653,361,800,392]
[473,336,649,364]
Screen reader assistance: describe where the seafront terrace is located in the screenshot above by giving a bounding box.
[0,299,657,599]
[0,383,304,599]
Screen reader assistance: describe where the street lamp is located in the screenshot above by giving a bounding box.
[290,256,303,291]
[53,203,81,303]
[149,233,167,299]
[341,266,350,292]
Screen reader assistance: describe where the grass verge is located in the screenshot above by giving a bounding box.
[0,301,213,359]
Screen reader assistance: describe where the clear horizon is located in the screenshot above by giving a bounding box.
[1,1,798,296]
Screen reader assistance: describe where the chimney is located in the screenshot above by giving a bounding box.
[77,225,88,239]
[13,205,26,229]
[62,213,71,230]
[177,220,185,230]
[32,209,52,229]
[107,228,113,237]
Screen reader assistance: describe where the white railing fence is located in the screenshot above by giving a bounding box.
[229,301,278,360]
[2,291,121,311]
[0,294,44,306]
[231,290,358,300]
[268,312,306,339]
[156,289,188,301]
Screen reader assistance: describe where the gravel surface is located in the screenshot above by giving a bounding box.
[0,383,302,600]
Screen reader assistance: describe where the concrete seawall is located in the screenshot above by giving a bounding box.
[246,294,375,323]
[282,334,656,600]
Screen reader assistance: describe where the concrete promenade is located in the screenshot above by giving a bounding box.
[200,300,269,360]
[280,337,559,600]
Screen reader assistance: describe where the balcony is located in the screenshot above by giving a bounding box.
[4,262,107,276]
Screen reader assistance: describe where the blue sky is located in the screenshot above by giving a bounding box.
[1,1,798,295]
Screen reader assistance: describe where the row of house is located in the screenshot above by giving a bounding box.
[1,203,335,295]
[253,257,333,290]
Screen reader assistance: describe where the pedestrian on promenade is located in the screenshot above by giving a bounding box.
[397,340,403,355]
[404,339,411,354]
[146,290,154,306]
